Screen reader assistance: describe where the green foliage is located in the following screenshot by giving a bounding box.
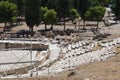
[85,6,106,21]
[41,7,57,30]
[70,9,79,21]
[41,0,74,13]
[47,0,58,9]
[103,0,112,4]
[16,0,25,16]
[0,1,17,23]
[98,0,112,6]
[73,0,80,12]
[111,0,116,14]
[79,0,89,20]
[25,0,41,32]
[85,6,105,29]
[43,9,57,25]
[56,0,72,31]
[89,0,101,7]
[89,0,112,7]
[41,7,48,21]
[115,0,120,19]
[41,0,48,7]
[41,7,48,14]
[57,0,71,18]
[0,0,26,16]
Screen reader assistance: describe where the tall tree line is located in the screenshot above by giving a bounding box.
[0,0,119,32]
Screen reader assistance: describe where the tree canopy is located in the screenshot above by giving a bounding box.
[1,0,118,32]
[0,1,17,31]
[57,0,71,31]
[89,0,101,7]
[43,9,57,30]
[70,9,79,29]
[85,6,106,29]
[70,9,79,22]
[79,0,89,20]
[115,0,120,20]
[25,0,41,32]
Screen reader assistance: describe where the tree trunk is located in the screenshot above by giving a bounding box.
[3,22,7,39]
[45,24,47,30]
[72,19,73,23]
[116,20,117,23]
[75,24,77,30]
[4,22,7,32]
[96,21,99,30]
[64,17,66,31]
[29,26,34,37]
[29,26,34,32]
[115,18,118,23]
[73,19,77,30]
[83,20,86,29]
[78,19,81,30]
[51,24,53,31]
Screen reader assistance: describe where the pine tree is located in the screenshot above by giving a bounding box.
[79,0,89,29]
[0,1,17,31]
[57,0,71,31]
[25,0,41,32]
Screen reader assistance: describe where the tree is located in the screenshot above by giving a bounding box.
[85,6,106,29]
[79,0,89,29]
[111,0,115,13]
[0,1,17,31]
[0,0,26,17]
[16,0,25,17]
[98,0,112,7]
[115,0,120,20]
[47,0,58,9]
[43,9,57,30]
[25,0,41,32]
[70,9,79,29]
[57,0,71,31]
[41,7,48,30]
[69,0,74,9]
[89,0,101,7]
[41,0,48,7]
[73,0,80,12]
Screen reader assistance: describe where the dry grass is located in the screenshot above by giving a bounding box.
[53,53,120,80]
